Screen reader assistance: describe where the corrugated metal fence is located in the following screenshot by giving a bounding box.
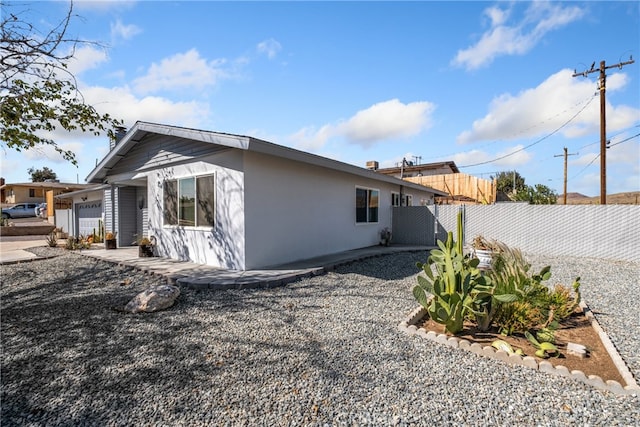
[392,204,640,262]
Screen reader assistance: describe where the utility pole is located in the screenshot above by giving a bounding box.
[572,57,634,204]
[554,147,578,204]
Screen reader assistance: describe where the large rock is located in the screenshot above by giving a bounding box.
[124,284,180,313]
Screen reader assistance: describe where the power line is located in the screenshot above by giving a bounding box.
[458,93,596,168]
[567,132,640,182]
[572,57,635,204]
[607,132,640,148]
[420,94,597,163]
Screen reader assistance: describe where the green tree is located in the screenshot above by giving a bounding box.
[493,170,526,196]
[28,166,57,182]
[1,1,121,165]
[518,184,558,205]
[494,170,557,204]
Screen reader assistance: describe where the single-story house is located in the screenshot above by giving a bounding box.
[85,121,447,270]
[1,181,95,205]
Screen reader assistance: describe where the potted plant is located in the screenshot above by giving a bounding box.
[379,227,392,246]
[137,236,154,257]
[471,235,496,270]
[105,232,117,250]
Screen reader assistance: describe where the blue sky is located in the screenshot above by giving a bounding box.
[2,0,639,197]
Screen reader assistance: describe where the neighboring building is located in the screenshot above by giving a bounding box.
[367,159,459,178]
[370,159,495,205]
[85,121,447,270]
[1,181,94,204]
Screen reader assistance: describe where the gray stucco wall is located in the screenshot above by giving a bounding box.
[243,151,435,269]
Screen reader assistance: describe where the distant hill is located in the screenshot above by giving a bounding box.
[561,191,639,205]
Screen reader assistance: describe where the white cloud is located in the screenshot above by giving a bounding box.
[449,144,532,169]
[66,45,109,76]
[132,49,228,94]
[257,38,282,59]
[81,85,210,129]
[451,149,491,167]
[457,69,640,144]
[452,2,585,70]
[289,125,334,151]
[492,144,533,167]
[21,141,85,163]
[338,99,435,145]
[110,19,142,41]
[293,99,435,151]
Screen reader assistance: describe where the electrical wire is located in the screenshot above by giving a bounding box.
[458,93,597,168]
[567,132,639,181]
[419,93,598,163]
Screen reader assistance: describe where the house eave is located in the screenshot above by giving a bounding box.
[53,184,109,199]
[86,121,251,183]
[86,121,447,197]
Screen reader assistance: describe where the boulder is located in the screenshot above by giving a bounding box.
[124,284,180,313]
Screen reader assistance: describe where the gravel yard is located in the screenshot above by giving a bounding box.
[1,248,639,426]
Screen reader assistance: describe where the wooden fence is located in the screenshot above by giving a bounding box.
[404,173,496,204]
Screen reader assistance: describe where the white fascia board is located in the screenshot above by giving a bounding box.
[86,121,251,183]
[53,184,110,199]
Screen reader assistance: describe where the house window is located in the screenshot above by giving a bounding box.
[356,187,379,223]
[392,192,412,207]
[163,175,215,227]
[392,192,400,207]
[29,189,35,197]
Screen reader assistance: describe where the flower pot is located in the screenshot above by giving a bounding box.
[105,239,117,250]
[474,249,493,270]
[139,244,154,257]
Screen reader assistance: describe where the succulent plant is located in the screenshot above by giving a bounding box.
[413,231,489,335]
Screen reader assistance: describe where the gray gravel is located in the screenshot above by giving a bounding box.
[1,247,639,426]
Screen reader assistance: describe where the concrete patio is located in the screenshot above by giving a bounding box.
[78,244,433,290]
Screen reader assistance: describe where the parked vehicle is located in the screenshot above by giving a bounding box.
[1,203,39,219]
[36,203,47,218]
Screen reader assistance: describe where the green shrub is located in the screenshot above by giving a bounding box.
[471,239,580,336]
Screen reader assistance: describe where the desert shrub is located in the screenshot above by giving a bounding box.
[64,235,92,250]
[493,300,544,335]
[45,232,57,247]
[477,239,580,336]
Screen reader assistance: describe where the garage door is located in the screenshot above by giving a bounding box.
[76,201,102,237]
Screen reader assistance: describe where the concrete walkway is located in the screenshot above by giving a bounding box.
[0,237,48,264]
[75,245,434,290]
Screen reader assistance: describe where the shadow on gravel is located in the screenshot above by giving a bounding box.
[333,252,425,280]
[1,254,422,425]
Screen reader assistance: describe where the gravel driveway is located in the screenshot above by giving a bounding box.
[2,248,639,426]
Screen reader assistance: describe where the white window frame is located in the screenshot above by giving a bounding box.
[355,186,379,224]
[391,192,412,207]
[391,192,401,207]
[163,174,215,229]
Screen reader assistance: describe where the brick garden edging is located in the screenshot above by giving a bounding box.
[398,301,640,396]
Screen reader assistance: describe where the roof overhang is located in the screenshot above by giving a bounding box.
[54,184,109,199]
[86,121,448,197]
[86,122,250,183]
